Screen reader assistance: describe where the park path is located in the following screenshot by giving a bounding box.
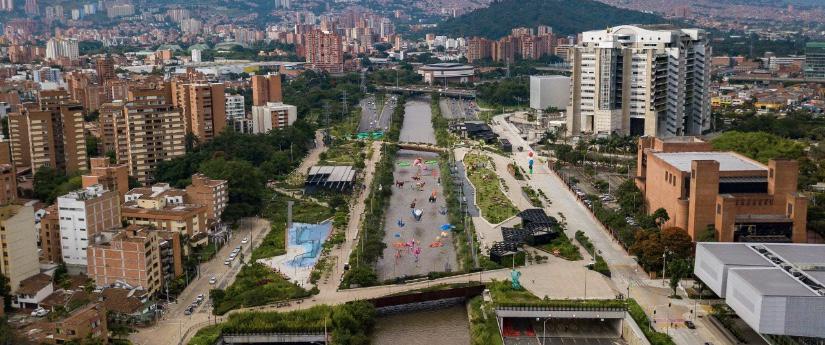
[315,140,384,296]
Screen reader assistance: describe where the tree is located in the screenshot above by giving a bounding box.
[711,131,805,164]
[668,258,692,296]
[629,227,693,273]
[652,208,670,228]
[199,158,266,223]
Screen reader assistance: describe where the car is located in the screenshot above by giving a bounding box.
[184,307,193,315]
[235,245,241,251]
[197,294,204,302]
[31,307,49,317]
[685,320,696,329]
[224,260,231,265]
[242,237,248,244]
[209,276,217,284]
[229,254,236,260]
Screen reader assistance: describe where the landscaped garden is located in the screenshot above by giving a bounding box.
[463,153,519,224]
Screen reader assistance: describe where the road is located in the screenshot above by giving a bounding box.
[130,218,270,345]
[358,94,396,133]
[489,114,731,345]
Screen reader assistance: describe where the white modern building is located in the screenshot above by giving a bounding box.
[191,49,202,63]
[57,185,121,267]
[45,37,80,61]
[251,102,297,134]
[417,63,475,85]
[529,75,570,111]
[566,25,711,137]
[695,242,825,339]
[225,94,245,120]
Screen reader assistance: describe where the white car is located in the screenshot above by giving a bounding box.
[209,276,217,284]
[31,307,49,317]
[242,237,248,244]
[224,260,231,265]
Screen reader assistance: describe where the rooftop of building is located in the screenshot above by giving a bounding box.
[58,184,111,201]
[699,242,825,297]
[126,183,187,200]
[92,225,154,246]
[419,62,474,70]
[651,151,766,173]
[16,273,52,296]
[190,173,227,187]
[100,288,149,314]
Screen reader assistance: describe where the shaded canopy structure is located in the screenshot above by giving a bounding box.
[490,208,560,264]
[305,166,356,192]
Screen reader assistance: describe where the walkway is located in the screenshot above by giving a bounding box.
[489,114,731,345]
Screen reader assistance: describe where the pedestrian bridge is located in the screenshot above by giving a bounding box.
[397,142,447,153]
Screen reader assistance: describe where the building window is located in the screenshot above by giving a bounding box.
[716,204,721,214]
[788,203,793,214]
[770,168,774,178]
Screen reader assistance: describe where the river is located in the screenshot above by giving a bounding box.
[372,304,471,345]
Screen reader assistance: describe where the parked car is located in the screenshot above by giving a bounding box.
[242,237,249,244]
[224,260,231,265]
[196,294,204,302]
[209,276,217,284]
[31,307,48,317]
[685,320,696,329]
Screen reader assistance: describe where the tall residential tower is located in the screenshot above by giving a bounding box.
[566,25,711,137]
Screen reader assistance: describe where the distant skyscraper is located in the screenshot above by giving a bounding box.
[191,49,202,63]
[96,56,115,82]
[304,30,344,73]
[45,37,79,61]
[24,0,38,15]
[0,0,13,12]
[804,42,825,81]
[567,25,711,137]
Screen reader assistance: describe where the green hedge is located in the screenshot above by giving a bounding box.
[211,263,312,315]
[575,230,611,277]
[190,302,376,345]
[627,299,676,345]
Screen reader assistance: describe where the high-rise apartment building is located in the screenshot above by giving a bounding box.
[45,38,79,61]
[225,94,245,121]
[40,205,62,264]
[98,100,127,163]
[96,56,116,82]
[24,0,38,15]
[0,0,13,11]
[171,82,227,141]
[9,98,88,175]
[251,102,297,134]
[804,42,825,81]
[87,225,161,294]
[57,185,122,267]
[123,88,186,184]
[567,26,711,137]
[304,30,344,73]
[0,204,39,293]
[251,74,283,106]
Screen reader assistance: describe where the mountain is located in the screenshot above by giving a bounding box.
[436,0,668,39]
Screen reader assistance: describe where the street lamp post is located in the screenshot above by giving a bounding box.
[539,314,552,345]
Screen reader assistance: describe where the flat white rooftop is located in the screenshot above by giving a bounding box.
[652,152,766,173]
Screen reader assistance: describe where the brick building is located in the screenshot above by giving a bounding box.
[185,173,228,221]
[636,137,808,242]
[251,73,283,106]
[87,225,162,294]
[122,184,208,236]
[39,205,62,264]
[82,157,129,196]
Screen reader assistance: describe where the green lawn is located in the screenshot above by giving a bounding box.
[463,154,519,224]
[537,231,583,261]
[210,263,313,315]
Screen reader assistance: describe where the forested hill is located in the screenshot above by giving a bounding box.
[436,0,667,38]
